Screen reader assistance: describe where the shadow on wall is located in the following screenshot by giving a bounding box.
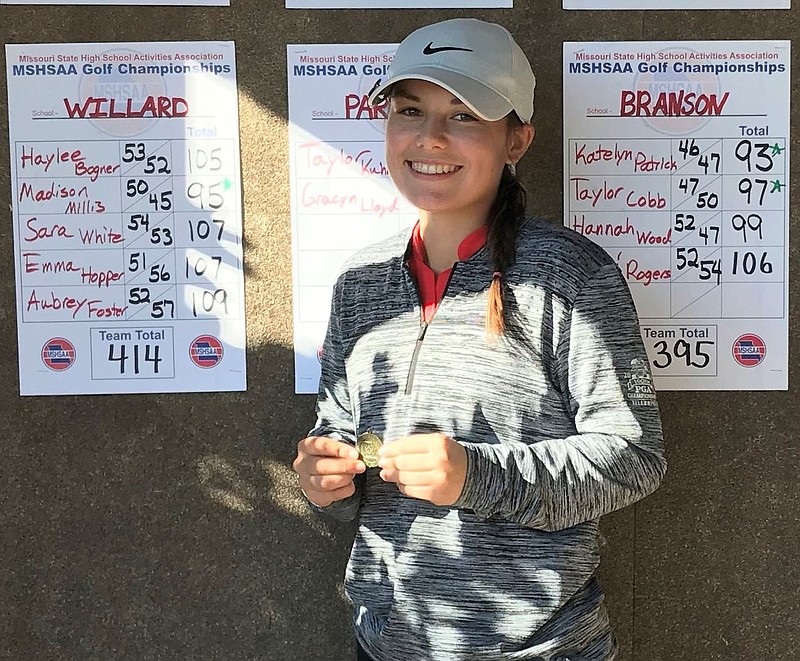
[1,343,359,661]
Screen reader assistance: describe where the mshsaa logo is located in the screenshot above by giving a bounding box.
[41,337,76,371]
[189,335,224,368]
[732,334,766,368]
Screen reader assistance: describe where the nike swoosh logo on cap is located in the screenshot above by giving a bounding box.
[423,42,474,55]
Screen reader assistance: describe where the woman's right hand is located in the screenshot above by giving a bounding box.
[293,436,366,507]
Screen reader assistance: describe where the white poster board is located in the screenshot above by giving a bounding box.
[288,44,417,394]
[564,1,789,8]
[6,42,246,395]
[2,0,227,5]
[563,41,789,390]
[288,1,510,7]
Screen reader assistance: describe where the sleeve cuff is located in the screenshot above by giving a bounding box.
[452,443,488,511]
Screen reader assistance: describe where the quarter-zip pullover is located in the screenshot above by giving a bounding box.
[404,222,488,393]
[407,221,489,323]
[308,216,666,661]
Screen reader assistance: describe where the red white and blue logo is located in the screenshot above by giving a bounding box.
[732,333,766,368]
[189,335,224,368]
[41,337,76,371]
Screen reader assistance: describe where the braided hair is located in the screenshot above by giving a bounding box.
[485,160,528,337]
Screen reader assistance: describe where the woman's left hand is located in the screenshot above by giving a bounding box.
[378,433,467,506]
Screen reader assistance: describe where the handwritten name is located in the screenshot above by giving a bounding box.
[26,290,128,319]
[23,254,124,287]
[300,183,400,218]
[626,259,671,287]
[64,96,189,119]
[620,90,730,117]
[298,141,389,177]
[571,178,667,209]
[19,181,88,203]
[573,143,677,173]
[19,144,120,181]
[572,215,671,245]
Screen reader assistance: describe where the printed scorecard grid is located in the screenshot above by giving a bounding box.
[564,1,790,8]
[567,136,786,381]
[563,40,789,391]
[17,139,243,325]
[288,43,420,394]
[7,41,246,396]
[567,136,786,322]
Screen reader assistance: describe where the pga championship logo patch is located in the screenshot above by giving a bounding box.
[622,358,657,407]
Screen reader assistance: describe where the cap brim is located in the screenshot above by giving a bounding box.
[367,66,515,122]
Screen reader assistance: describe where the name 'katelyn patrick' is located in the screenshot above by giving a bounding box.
[63,96,188,119]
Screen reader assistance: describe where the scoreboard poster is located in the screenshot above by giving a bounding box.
[287,43,417,394]
[1,0,228,5]
[287,1,510,7]
[564,1,790,8]
[6,41,246,396]
[563,41,789,390]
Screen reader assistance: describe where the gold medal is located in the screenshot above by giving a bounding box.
[356,432,383,468]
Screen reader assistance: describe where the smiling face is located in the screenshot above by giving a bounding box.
[385,79,533,228]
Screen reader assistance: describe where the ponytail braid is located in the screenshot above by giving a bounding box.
[485,164,527,337]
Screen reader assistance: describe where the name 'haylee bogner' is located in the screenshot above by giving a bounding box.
[293,18,665,661]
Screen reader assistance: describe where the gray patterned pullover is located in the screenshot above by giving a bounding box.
[309,217,666,661]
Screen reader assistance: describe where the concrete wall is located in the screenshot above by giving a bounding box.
[1,2,797,659]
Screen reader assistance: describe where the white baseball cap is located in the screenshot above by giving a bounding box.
[368,18,536,123]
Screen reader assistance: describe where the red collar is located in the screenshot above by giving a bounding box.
[408,222,488,267]
[407,222,488,323]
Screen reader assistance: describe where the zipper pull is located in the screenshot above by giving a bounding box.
[405,322,429,395]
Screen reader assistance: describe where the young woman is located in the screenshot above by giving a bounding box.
[293,18,666,661]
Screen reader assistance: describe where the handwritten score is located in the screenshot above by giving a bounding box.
[563,41,789,390]
[6,42,246,395]
[287,44,418,394]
